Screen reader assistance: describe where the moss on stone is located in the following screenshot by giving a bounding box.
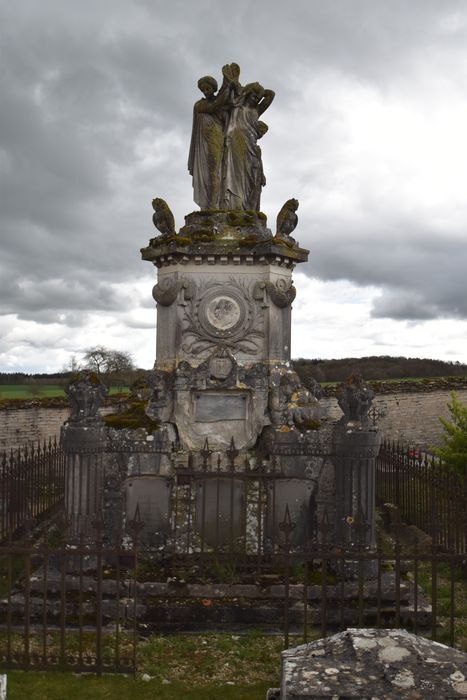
[191,229,217,241]
[272,235,295,248]
[227,211,256,227]
[296,418,321,431]
[238,236,259,247]
[173,236,192,246]
[103,401,160,431]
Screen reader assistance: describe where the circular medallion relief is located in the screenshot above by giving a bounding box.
[206,296,241,331]
[198,287,248,338]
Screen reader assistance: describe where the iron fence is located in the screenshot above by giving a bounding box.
[0,518,466,674]
[376,439,467,553]
[0,440,65,542]
[0,518,139,675]
[169,445,320,562]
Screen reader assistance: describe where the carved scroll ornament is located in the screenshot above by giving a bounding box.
[152,277,194,306]
[253,280,296,308]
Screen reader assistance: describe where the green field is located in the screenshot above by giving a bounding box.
[0,385,129,400]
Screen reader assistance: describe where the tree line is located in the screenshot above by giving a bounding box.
[292,356,467,384]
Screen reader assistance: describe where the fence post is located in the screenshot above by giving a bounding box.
[279,505,295,649]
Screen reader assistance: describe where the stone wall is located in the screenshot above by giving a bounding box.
[320,385,467,451]
[1,381,466,452]
[0,402,116,452]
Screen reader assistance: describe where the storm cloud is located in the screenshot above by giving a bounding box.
[1,0,467,370]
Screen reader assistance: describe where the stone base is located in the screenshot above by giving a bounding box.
[7,568,430,634]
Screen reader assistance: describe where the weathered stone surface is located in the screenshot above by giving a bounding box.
[276,199,299,244]
[333,424,382,549]
[337,371,374,427]
[272,628,467,699]
[188,63,275,211]
[152,197,176,236]
[64,371,108,426]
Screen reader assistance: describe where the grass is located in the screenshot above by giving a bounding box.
[0,385,129,400]
[7,673,271,700]
[2,632,282,699]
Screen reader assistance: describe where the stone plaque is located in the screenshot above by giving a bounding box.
[194,392,247,422]
[125,476,171,545]
[266,479,315,546]
[195,477,245,547]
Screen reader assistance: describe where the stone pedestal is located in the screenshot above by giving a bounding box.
[141,210,310,452]
[61,422,106,539]
[333,423,382,548]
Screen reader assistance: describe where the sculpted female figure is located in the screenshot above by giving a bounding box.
[188,76,229,209]
[222,81,275,211]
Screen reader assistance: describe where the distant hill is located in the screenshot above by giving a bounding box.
[292,356,467,384]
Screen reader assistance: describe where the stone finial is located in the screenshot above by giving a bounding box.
[337,371,374,425]
[152,197,176,236]
[276,198,299,241]
[65,371,108,424]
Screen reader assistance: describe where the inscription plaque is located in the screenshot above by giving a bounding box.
[194,392,248,422]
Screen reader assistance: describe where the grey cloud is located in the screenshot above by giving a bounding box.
[301,215,467,320]
[1,0,467,369]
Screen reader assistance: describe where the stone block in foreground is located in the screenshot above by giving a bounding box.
[267,628,467,699]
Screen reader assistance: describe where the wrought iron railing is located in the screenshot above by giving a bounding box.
[376,438,467,553]
[0,516,465,674]
[0,439,65,542]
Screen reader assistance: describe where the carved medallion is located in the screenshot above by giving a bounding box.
[182,279,264,355]
[199,289,247,338]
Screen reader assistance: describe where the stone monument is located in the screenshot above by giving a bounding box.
[63,62,381,553]
[142,63,315,453]
[139,63,336,545]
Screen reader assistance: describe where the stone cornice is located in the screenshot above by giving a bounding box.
[141,239,309,269]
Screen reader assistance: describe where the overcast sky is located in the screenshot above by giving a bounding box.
[1,0,467,373]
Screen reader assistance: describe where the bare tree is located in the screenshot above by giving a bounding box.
[83,346,135,389]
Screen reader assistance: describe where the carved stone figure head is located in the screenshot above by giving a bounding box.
[243,82,265,106]
[197,75,218,97]
[285,198,299,212]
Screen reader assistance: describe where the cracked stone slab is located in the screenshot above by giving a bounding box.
[268,628,467,698]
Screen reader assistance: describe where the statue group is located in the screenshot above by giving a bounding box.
[188,63,275,212]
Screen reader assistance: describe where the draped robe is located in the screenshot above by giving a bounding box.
[222,96,262,211]
[188,99,224,210]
